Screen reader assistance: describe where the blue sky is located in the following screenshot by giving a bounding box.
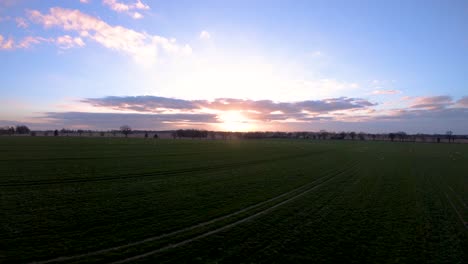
[0,0,467,133]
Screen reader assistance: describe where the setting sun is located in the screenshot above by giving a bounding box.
[217,111,255,132]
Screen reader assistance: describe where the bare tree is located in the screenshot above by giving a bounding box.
[120,125,132,137]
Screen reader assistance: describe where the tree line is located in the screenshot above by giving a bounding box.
[0,125,463,143]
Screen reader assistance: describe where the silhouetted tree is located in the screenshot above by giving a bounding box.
[15,125,30,134]
[120,125,132,137]
[144,132,148,138]
[396,131,406,142]
[0,126,15,135]
[153,134,159,139]
[77,129,84,136]
[349,132,356,140]
[339,132,346,140]
[54,130,59,136]
[389,133,396,142]
[358,132,366,140]
[446,131,453,143]
[320,130,328,140]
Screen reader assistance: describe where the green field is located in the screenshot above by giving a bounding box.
[1,137,467,263]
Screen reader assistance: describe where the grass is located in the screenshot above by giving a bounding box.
[0,137,466,263]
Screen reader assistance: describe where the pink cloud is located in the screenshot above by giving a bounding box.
[103,0,150,18]
[56,35,85,49]
[0,35,53,50]
[27,8,191,65]
[17,36,53,49]
[455,96,468,108]
[15,17,28,28]
[409,96,453,109]
[0,35,14,50]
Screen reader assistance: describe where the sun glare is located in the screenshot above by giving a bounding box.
[218,111,255,132]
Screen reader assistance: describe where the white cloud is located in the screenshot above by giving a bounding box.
[199,30,211,40]
[132,12,143,19]
[27,7,191,65]
[80,0,90,3]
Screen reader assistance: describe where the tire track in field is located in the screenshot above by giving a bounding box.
[444,193,468,230]
[1,151,329,187]
[111,162,359,264]
[29,161,358,264]
[447,186,467,210]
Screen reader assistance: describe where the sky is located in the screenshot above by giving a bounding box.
[0,0,467,133]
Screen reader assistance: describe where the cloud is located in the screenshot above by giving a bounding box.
[455,96,468,108]
[371,89,401,95]
[42,112,219,130]
[199,30,211,40]
[17,36,53,48]
[103,0,149,18]
[81,95,377,123]
[0,35,14,50]
[80,0,90,3]
[15,17,28,28]
[409,96,453,109]
[132,12,143,19]
[27,7,191,65]
[82,96,198,112]
[56,35,85,49]
[5,94,468,133]
[0,34,82,50]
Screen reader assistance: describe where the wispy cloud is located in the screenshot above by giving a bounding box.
[26,7,191,65]
[0,35,14,50]
[17,36,53,49]
[15,17,28,28]
[56,35,85,49]
[103,0,149,19]
[408,96,453,109]
[371,89,401,95]
[455,96,468,108]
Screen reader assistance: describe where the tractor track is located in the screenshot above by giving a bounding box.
[111,162,358,264]
[29,161,358,264]
[1,151,328,187]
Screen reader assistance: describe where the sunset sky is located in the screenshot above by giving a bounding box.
[1,0,467,133]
